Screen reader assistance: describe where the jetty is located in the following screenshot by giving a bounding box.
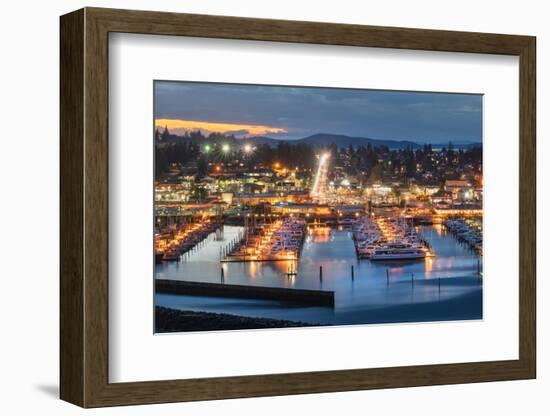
[155,279,335,307]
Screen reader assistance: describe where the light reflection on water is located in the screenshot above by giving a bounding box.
[155,225,482,325]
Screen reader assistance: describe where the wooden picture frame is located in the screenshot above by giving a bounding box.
[60,7,536,408]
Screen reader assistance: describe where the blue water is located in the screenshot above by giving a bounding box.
[155,224,482,326]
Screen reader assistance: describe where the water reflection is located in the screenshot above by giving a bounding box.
[155,224,482,325]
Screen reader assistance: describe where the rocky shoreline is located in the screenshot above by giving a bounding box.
[155,306,315,332]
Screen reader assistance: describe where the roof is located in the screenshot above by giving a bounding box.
[445,180,469,187]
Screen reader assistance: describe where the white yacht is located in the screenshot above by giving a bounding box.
[369,242,427,261]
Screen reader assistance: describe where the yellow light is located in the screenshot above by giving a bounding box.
[155,118,287,136]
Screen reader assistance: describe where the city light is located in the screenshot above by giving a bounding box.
[153,85,484,333]
[311,152,330,200]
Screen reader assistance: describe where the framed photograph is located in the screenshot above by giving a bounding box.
[60,7,536,407]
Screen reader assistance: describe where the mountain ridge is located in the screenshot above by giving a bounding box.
[160,131,481,150]
[243,133,481,150]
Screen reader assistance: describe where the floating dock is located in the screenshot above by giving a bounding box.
[155,279,335,307]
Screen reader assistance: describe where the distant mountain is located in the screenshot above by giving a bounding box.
[246,133,421,150]
[241,136,282,147]
[162,131,481,150]
[296,133,421,149]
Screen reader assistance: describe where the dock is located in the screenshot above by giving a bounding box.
[155,279,335,307]
[223,217,306,263]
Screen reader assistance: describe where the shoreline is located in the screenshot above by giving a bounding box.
[156,288,482,333]
[155,306,315,332]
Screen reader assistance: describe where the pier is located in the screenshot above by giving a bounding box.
[155,218,221,262]
[222,217,306,262]
[444,218,483,255]
[155,279,335,307]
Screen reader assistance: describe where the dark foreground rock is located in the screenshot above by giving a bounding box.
[155,306,316,332]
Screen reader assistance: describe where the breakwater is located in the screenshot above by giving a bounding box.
[155,279,335,306]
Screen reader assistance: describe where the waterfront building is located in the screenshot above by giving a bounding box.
[444,179,471,200]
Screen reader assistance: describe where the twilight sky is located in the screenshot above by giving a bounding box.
[154,81,482,144]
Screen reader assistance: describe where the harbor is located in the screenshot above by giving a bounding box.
[153,150,484,328]
[152,82,484,331]
[155,222,482,326]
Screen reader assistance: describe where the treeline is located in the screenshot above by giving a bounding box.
[342,142,481,180]
[155,131,482,183]
[155,133,321,177]
[155,141,201,176]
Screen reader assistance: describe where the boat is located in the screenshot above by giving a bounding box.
[369,242,427,261]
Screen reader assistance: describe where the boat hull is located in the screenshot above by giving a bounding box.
[370,253,426,261]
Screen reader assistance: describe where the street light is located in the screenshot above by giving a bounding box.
[222,144,230,153]
[243,144,252,154]
[204,144,211,153]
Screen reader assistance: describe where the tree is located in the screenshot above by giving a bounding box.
[369,163,382,181]
[197,157,207,178]
[394,188,402,205]
[155,149,169,177]
[189,183,207,202]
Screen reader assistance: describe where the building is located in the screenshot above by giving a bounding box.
[444,180,473,200]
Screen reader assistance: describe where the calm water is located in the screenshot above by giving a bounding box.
[155,224,482,325]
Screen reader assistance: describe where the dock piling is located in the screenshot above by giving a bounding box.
[386,268,389,286]
[351,265,354,280]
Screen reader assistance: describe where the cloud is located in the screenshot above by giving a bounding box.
[155,118,287,137]
[154,81,483,143]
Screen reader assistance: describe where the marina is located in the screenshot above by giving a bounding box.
[152,81,484,331]
[155,222,482,326]
[352,216,433,260]
[155,219,221,262]
[444,218,483,254]
[222,217,307,262]
[153,149,483,328]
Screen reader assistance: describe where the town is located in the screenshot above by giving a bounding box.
[154,126,483,263]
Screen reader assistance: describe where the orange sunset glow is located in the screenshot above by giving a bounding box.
[155,118,287,136]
